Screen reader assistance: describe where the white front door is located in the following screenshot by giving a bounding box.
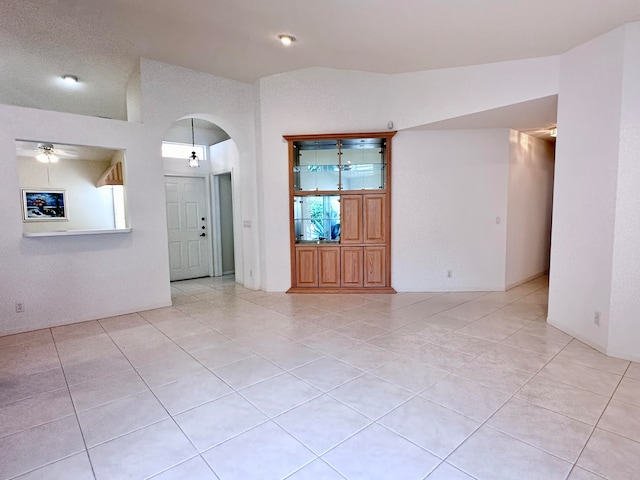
[165,176,211,281]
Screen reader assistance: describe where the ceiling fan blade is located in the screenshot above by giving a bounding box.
[53,148,78,157]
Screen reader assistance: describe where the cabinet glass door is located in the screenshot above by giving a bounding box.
[340,138,386,190]
[293,195,341,242]
[293,140,340,191]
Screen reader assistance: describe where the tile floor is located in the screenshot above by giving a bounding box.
[1,275,639,479]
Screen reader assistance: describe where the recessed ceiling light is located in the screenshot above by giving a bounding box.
[62,74,79,84]
[278,34,296,46]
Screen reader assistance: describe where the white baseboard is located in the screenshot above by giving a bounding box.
[506,270,549,291]
[547,317,640,363]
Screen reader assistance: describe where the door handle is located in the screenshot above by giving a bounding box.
[200,233,206,237]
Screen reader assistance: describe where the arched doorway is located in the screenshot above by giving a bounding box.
[161,116,240,283]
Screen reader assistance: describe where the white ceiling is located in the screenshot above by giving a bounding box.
[164,118,230,145]
[412,95,559,139]
[1,0,639,121]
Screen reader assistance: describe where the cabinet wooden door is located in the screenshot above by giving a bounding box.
[364,246,386,287]
[363,194,386,244]
[295,246,318,287]
[341,247,363,287]
[318,247,341,287]
[340,195,363,244]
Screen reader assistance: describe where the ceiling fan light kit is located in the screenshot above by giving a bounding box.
[36,144,59,163]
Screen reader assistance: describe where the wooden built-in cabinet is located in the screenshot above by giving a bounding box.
[287,131,395,293]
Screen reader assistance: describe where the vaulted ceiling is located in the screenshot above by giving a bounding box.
[1,0,639,120]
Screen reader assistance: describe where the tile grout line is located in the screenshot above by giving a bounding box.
[138,290,361,441]
[171,282,425,478]
[282,458,348,480]
[92,317,219,480]
[99,299,358,477]
[564,361,634,480]
[7,277,636,480]
[435,327,620,479]
[0,329,65,410]
[381,282,549,347]
[47,327,99,480]
[209,278,553,476]
[400,292,573,479]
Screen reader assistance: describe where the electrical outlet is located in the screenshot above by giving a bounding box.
[447,270,452,278]
[15,302,25,313]
[594,311,601,326]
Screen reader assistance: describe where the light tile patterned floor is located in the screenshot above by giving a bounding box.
[1,275,639,479]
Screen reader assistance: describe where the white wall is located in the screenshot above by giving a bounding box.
[391,56,560,130]
[505,131,555,288]
[163,122,229,147]
[549,23,640,362]
[548,26,626,352]
[209,139,238,173]
[125,69,142,123]
[257,68,392,291]
[0,59,258,336]
[392,129,510,291]
[18,157,116,233]
[257,58,560,291]
[140,59,257,288]
[0,105,171,336]
[607,23,640,362]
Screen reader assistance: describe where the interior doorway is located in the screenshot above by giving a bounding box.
[213,172,235,276]
[165,175,212,281]
[161,116,241,286]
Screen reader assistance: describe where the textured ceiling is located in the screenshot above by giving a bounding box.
[1,0,639,120]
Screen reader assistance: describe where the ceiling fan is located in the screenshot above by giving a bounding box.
[16,141,78,163]
[36,144,59,163]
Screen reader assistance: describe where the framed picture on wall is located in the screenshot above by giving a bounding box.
[22,189,68,221]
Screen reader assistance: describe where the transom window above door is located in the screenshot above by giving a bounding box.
[161,141,206,160]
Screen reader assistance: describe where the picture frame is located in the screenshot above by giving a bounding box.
[22,189,68,221]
